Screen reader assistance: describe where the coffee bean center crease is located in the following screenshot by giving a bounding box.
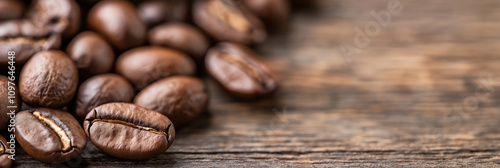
[33,112,72,152]
[90,119,169,137]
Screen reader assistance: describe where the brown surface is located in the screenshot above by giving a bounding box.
[12,0,500,167]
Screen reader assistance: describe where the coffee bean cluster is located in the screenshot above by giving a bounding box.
[0,0,314,165]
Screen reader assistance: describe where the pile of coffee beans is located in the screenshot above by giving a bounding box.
[0,0,315,165]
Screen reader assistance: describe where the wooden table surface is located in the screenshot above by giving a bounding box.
[13,0,500,167]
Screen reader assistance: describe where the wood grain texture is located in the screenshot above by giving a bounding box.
[11,0,500,167]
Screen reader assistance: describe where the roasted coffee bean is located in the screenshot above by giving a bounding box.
[0,75,20,131]
[149,22,209,61]
[193,0,267,44]
[15,108,87,163]
[0,20,61,67]
[137,0,189,27]
[19,50,78,108]
[74,74,134,123]
[66,31,115,79]
[243,0,290,24]
[84,103,175,160]
[27,0,81,38]
[206,42,278,99]
[88,0,146,51]
[134,76,209,126]
[0,134,12,168]
[116,46,195,89]
[0,0,24,21]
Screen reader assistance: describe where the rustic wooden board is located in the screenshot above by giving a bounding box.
[11,0,500,167]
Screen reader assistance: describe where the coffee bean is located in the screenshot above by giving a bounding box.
[243,0,290,24]
[134,76,209,126]
[88,0,146,51]
[27,0,81,38]
[74,74,134,123]
[0,75,20,131]
[19,50,78,108]
[137,0,189,27]
[148,22,209,61]
[0,134,12,168]
[0,20,61,67]
[66,31,115,79]
[84,103,175,160]
[0,0,24,21]
[116,46,195,89]
[15,108,87,163]
[206,42,278,99]
[193,0,267,44]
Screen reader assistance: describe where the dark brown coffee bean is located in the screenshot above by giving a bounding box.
[66,31,115,79]
[148,22,209,61]
[88,0,146,51]
[15,108,87,163]
[193,0,267,44]
[0,134,12,168]
[206,42,278,99]
[134,76,209,126]
[137,0,189,27]
[0,0,24,21]
[27,0,81,38]
[116,46,195,89]
[0,75,20,131]
[19,50,78,108]
[243,0,290,24]
[74,74,134,123]
[84,103,175,160]
[0,20,61,67]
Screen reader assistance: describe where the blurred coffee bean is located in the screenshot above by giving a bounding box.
[84,103,175,160]
[0,20,61,68]
[73,74,134,123]
[88,0,146,51]
[19,50,78,108]
[149,22,209,61]
[116,46,195,89]
[27,0,81,38]
[137,0,189,27]
[206,42,278,99]
[244,0,290,24]
[0,134,12,168]
[193,0,267,44]
[66,31,114,79]
[0,0,24,21]
[134,76,209,126]
[0,75,20,131]
[15,108,87,163]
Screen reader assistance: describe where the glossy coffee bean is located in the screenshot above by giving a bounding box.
[74,74,134,123]
[88,0,146,51]
[15,108,87,163]
[116,46,196,89]
[0,20,61,67]
[19,50,78,108]
[206,42,278,99]
[0,75,20,131]
[193,0,267,44]
[134,76,209,126]
[66,31,115,79]
[27,0,81,38]
[149,22,209,61]
[137,0,189,27]
[0,0,24,21]
[84,103,175,160]
[0,134,12,168]
[243,0,290,24]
